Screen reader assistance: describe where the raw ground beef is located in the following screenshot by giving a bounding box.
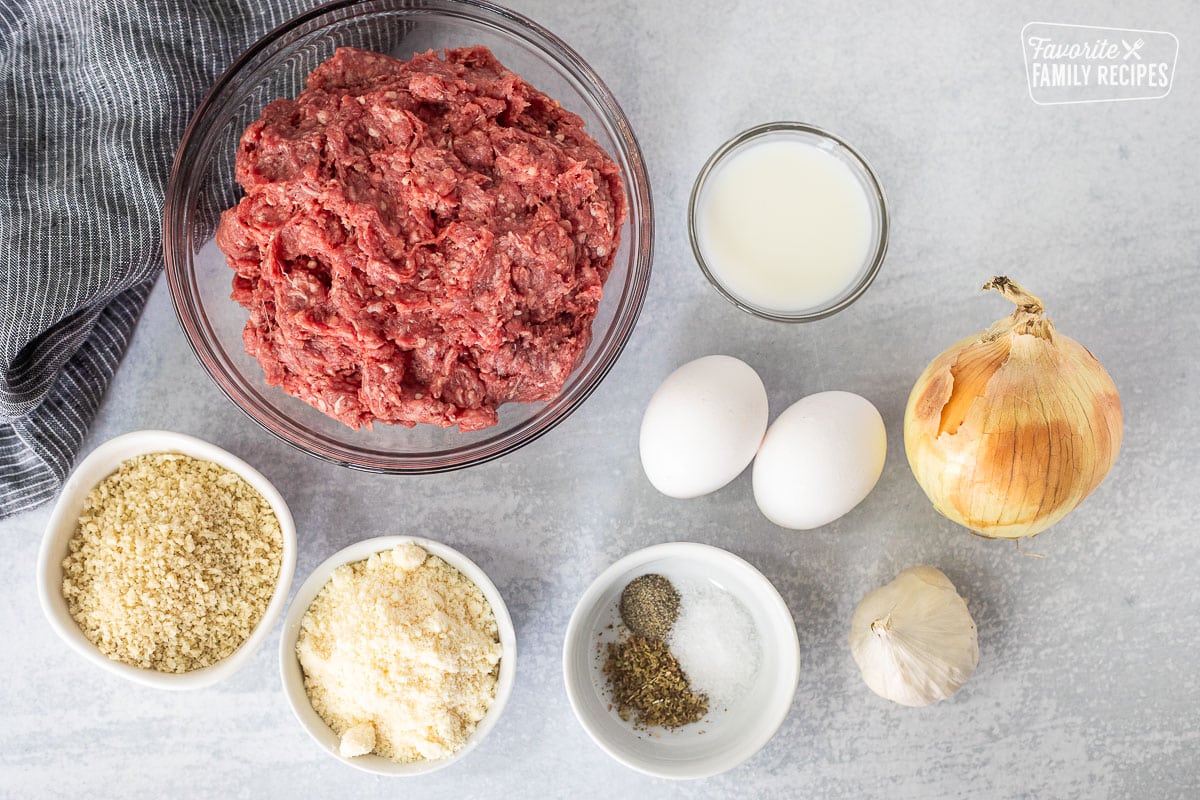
[215,46,626,431]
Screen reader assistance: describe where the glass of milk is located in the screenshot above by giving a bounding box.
[688,122,888,322]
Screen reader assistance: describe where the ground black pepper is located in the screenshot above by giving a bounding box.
[619,573,679,640]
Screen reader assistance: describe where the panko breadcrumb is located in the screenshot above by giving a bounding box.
[296,543,502,763]
[61,452,283,673]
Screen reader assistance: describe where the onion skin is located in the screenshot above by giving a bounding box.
[903,277,1123,539]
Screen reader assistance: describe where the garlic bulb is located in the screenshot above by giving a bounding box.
[849,566,979,707]
[904,277,1123,539]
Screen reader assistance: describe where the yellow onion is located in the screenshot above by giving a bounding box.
[904,277,1123,539]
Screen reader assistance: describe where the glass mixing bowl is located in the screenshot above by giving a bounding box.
[163,0,652,473]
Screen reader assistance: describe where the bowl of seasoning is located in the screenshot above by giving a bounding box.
[279,535,516,775]
[562,542,800,780]
[688,121,888,322]
[36,430,297,690]
[163,0,653,473]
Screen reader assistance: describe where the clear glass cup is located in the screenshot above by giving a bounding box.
[688,121,888,322]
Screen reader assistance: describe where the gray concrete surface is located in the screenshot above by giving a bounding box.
[3,1,1198,797]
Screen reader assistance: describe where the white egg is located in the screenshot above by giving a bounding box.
[639,355,769,499]
[752,391,886,530]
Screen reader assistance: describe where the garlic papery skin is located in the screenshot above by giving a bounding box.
[849,566,979,707]
[903,276,1123,539]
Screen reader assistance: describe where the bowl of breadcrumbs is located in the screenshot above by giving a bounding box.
[37,430,297,690]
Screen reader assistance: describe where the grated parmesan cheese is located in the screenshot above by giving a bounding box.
[296,543,502,763]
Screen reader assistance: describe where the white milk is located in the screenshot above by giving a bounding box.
[695,139,873,314]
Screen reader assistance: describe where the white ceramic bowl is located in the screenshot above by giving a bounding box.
[563,542,800,780]
[279,535,517,776]
[36,429,298,690]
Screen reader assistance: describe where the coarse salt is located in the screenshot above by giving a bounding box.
[667,578,762,712]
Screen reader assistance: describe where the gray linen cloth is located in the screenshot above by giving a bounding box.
[0,0,308,518]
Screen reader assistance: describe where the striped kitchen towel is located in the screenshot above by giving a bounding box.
[0,0,308,519]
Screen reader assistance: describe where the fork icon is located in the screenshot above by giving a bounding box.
[1122,38,1145,60]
